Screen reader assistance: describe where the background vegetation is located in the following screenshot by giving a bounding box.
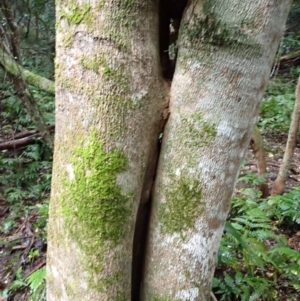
[0,0,299,300]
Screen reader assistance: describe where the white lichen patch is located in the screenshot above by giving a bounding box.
[131,88,148,108]
[175,287,199,300]
[66,163,75,181]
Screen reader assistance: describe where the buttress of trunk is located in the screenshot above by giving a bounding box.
[250,126,269,198]
[271,76,300,195]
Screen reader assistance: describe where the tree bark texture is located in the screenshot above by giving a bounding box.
[142,1,291,300]
[47,0,292,300]
[47,1,167,300]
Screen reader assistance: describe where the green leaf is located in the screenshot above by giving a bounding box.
[224,222,248,249]
[26,267,46,292]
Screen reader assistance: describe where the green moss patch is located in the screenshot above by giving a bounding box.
[61,3,91,25]
[61,131,132,288]
[79,55,129,90]
[159,176,205,236]
[182,112,217,149]
[180,9,262,61]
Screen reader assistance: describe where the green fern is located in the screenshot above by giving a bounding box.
[214,182,300,300]
[26,266,46,301]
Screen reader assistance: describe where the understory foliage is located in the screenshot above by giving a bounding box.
[259,75,299,133]
[259,3,300,133]
[0,87,53,300]
[213,177,300,300]
[213,82,300,299]
[259,80,296,132]
[0,0,54,298]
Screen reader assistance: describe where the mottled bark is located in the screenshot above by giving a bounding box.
[142,1,291,300]
[47,1,167,300]
[272,76,300,195]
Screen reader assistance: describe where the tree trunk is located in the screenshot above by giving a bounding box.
[250,126,269,198]
[142,1,291,300]
[271,76,300,195]
[47,1,167,300]
[47,0,291,300]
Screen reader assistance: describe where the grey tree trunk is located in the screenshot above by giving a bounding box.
[47,1,167,300]
[142,1,291,300]
[47,0,291,300]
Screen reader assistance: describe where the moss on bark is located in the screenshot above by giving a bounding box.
[61,131,132,294]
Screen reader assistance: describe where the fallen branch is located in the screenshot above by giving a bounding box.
[210,292,218,301]
[278,50,300,64]
[0,135,39,150]
[0,47,54,94]
[11,125,55,140]
[0,126,55,150]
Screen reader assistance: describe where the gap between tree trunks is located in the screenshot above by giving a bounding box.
[131,100,170,301]
[131,1,188,299]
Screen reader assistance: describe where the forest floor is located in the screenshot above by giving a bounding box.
[0,131,300,301]
[236,132,300,301]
